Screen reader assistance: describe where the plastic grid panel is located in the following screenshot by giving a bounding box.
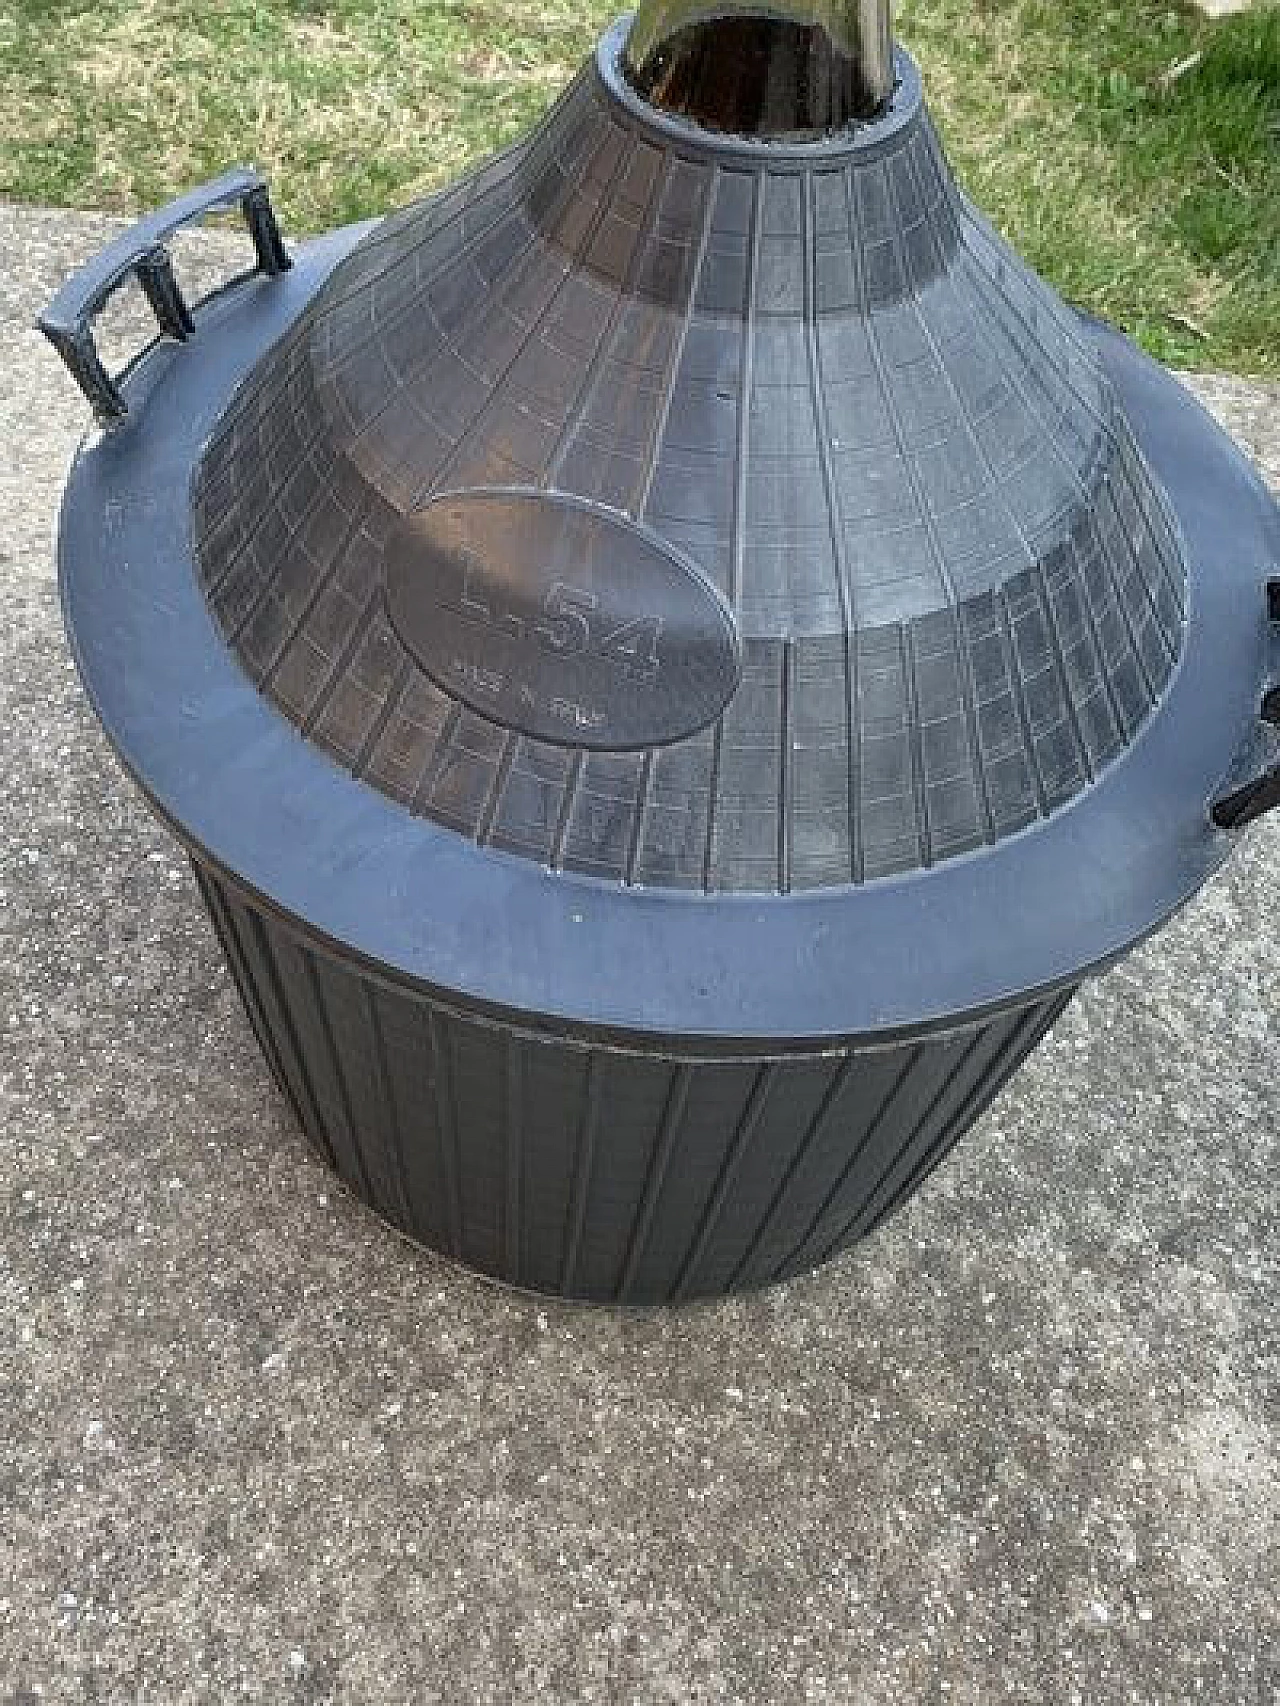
[192,64,1188,896]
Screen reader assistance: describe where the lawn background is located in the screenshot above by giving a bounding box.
[1,0,1276,374]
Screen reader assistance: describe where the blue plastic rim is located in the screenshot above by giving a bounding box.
[54,241,1277,1047]
[53,46,1279,1052]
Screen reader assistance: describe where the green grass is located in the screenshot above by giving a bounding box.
[1,0,1276,373]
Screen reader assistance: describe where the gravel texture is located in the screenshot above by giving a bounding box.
[1,202,1277,1705]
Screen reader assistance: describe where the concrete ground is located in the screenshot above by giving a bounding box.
[1,202,1277,1705]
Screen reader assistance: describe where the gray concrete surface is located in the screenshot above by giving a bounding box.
[1,202,1277,1705]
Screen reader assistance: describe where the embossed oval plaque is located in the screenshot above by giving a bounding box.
[383,488,742,750]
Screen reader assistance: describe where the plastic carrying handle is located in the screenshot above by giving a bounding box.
[37,167,289,427]
[1210,577,1280,830]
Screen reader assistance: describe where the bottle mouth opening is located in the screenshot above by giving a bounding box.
[622,4,895,139]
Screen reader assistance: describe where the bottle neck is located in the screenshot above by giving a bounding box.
[622,1,895,138]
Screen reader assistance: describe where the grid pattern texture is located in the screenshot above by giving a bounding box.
[193,62,1187,892]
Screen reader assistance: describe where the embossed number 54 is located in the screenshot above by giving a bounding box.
[536,582,663,682]
[462,561,663,683]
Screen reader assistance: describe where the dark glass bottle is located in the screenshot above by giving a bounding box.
[623,0,895,137]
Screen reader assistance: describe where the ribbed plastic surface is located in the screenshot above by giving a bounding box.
[194,858,1072,1301]
[193,41,1187,894]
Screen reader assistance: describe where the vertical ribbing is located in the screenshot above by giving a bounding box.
[803,169,859,884]
[851,160,1003,868]
[298,587,384,741]
[560,1052,605,1296]
[1080,482,1157,709]
[863,989,1074,1236]
[701,169,761,892]
[958,208,1114,435]
[778,639,794,893]
[954,231,1183,698]
[1066,528,1129,741]
[353,659,414,780]
[504,1035,524,1279]
[202,416,332,602]
[1029,564,1093,784]
[1100,469,1180,676]
[637,162,720,519]
[625,750,657,887]
[191,864,297,1119]
[900,621,932,869]
[997,586,1051,816]
[673,1062,779,1302]
[700,718,725,892]
[551,750,586,871]
[616,1065,694,1302]
[407,130,636,508]
[1112,429,1187,638]
[427,1009,465,1261]
[768,1045,921,1283]
[198,885,1073,1300]
[411,701,463,815]
[363,982,415,1230]
[305,106,552,329]
[255,495,371,691]
[299,946,378,1205]
[545,145,671,488]
[722,1052,856,1291]
[239,906,339,1173]
[884,155,1024,844]
[477,732,520,847]
[814,1027,992,1266]
[728,172,762,611]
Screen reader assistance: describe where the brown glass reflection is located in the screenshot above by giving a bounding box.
[623,1,895,137]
